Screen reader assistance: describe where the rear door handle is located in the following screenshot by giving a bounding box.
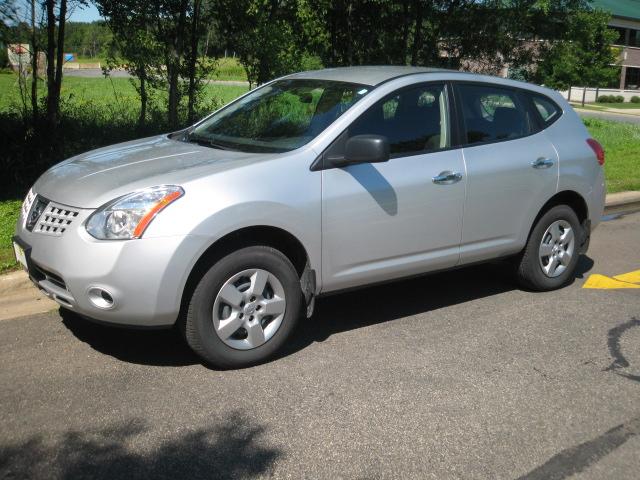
[531,157,554,169]
[432,171,463,185]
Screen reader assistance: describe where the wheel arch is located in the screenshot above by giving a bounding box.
[526,190,589,244]
[177,225,312,323]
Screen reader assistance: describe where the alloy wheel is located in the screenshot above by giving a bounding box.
[212,268,286,350]
[538,220,575,278]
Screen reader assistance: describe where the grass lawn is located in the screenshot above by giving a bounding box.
[0,72,248,112]
[584,118,640,193]
[210,57,248,82]
[0,201,21,273]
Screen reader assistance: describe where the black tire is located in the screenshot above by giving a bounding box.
[516,205,582,291]
[185,246,303,369]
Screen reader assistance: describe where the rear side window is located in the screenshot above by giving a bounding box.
[457,84,533,145]
[348,83,450,156]
[530,94,562,125]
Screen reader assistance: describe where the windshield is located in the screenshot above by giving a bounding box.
[188,79,371,153]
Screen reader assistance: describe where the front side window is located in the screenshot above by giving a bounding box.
[348,83,450,155]
[457,84,532,145]
[188,79,370,153]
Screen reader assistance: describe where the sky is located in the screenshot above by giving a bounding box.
[12,2,102,24]
[69,4,102,22]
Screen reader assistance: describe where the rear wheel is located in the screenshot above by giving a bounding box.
[516,205,582,291]
[185,246,303,368]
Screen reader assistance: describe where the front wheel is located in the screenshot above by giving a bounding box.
[185,246,303,369]
[516,205,582,291]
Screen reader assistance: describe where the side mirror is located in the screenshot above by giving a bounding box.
[328,134,390,168]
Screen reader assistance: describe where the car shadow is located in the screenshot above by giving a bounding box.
[60,256,594,368]
[60,309,199,367]
[281,254,593,359]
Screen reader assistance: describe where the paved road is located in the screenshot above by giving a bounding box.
[577,109,640,125]
[1,212,639,479]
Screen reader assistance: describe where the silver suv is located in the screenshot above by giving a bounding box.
[14,67,606,368]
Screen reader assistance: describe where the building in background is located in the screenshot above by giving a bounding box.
[593,0,640,90]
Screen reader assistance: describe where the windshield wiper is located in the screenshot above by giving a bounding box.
[187,134,237,151]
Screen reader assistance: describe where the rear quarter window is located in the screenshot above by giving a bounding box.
[530,94,562,127]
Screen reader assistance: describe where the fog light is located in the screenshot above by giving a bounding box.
[87,287,115,309]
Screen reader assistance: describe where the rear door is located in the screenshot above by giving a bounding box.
[453,82,559,263]
[320,82,466,292]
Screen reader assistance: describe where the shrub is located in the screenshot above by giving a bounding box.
[597,95,612,103]
[615,95,625,103]
[631,96,640,104]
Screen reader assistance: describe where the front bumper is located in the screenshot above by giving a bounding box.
[14,202,206,327]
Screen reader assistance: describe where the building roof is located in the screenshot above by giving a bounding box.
[285,66,448,86]
[591,0,640,21]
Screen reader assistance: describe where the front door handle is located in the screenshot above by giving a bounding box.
[531,157,554,169]
[432,171,463,185]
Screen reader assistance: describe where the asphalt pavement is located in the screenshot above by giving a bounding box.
[1,211,639,479]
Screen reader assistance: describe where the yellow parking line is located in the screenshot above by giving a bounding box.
[613,270,640,284]
[583,273,640,289]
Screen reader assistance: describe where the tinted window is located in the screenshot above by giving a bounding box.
[531,94,561,125]
[348,83,450,155]
[457,84,532,145]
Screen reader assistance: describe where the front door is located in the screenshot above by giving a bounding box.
[320,82,466,292]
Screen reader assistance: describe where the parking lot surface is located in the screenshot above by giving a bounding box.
[1,211,639,479]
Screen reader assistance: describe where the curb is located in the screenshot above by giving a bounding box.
[1,191,639,315]
[604,191,640,215]
[0,270,58,321]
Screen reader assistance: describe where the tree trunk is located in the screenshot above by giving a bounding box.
[167,0,189,128]
[401,2,410,65]
[411,0,424,66]
[45,0,56,129]
[138,68,148,129]
[30,0,38,124]
[187,0,202,124]
[54,0,67,112]
[167,66,179,127]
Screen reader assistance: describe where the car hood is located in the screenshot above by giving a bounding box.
[33,135,269,208]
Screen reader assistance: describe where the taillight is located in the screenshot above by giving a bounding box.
[586,138,605,166]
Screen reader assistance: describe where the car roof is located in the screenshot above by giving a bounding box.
[282,66,561,101]
[284,66,450,86]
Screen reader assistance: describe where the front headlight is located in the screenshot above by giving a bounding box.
[85,185,184,240]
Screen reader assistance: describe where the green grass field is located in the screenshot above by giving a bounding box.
[0,201,21,273]
[210,57,248,82]
[0,72,248,112]
[584,118,640,193]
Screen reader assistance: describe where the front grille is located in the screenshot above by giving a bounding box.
[32,201,80,237]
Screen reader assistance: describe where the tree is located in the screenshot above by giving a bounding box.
[533,9,619,89]
[64,21,112,58]
[43,0,87,145]
[214,0,311,87]
[97,0,213,128]
[96,0,164,128]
